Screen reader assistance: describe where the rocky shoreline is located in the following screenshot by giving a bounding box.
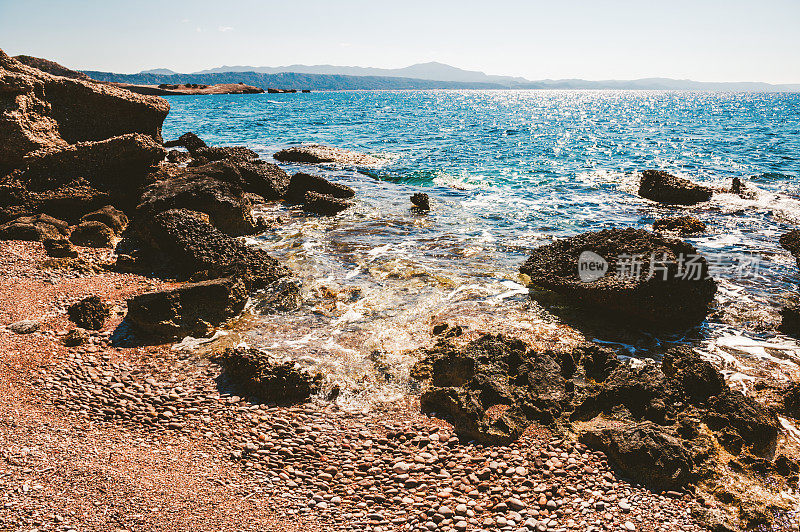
[2,47,800,531]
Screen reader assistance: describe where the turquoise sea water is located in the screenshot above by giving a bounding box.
[162,90,800,404]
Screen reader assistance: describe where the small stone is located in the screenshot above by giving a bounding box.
[624,521,636,531]
[8,320,39,334]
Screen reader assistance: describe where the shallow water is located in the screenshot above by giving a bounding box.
[163,90,800,406]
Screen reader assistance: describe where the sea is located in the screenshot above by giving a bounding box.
[161,90,800,411]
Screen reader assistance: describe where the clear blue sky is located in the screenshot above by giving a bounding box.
[1,0,798,83]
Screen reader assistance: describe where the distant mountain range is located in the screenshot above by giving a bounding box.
[83,61,800,92]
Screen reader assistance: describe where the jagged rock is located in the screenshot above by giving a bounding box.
[43,237,77,258]
[80,205,128,234]
[166,150,191,164]
[69,220,115,248]
[213,346,322,403]
[638,170,713,205]
[661,347,725,403]
[163,132,207,154]
[0,214,69,241]
[411,192,430,212]
[135,209,287,290]
[67,296,110,330]
[653,216,706,235]
[412,334,621,444]
[8,320,39,334]
[137,162,255,235]
[63,328,89,347]
[285,172,355,204]
[704,389,779,454]
[303,190,352,215]
[125,277,247,340]
[519,228,717,330]
[578,420,699,491]
[0,177,111,224]
[0,49,169,172]
[273,144,384,167]
[194,145,259,163]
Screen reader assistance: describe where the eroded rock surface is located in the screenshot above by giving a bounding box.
[638,170,713,205]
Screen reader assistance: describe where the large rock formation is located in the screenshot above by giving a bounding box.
[638,170,713,205]
[519,228,717,330]
[12,55,91,81]
[0,213,69,241]
[412,332,789,528]
[274,144,385,167]
[0,49,169,173]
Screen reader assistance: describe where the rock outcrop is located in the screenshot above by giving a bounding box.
[69,220,115,248]
[638,170,713,205]
[125,277,247,340]
[780,230,800,267]
[12,55,92,80]
[133,208,288,290]
[0,214,69,241]
[519,228,717,330]
[412,332,788,528]
[411,193,430,212]
[213,346,322,403]
[274,144,385,167]
[80,205,128,235]
[0,49,169,172]
[653,216,706,235]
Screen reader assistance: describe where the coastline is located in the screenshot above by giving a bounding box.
[2,48,800,531]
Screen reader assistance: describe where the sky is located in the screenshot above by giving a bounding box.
[1,0,798,83]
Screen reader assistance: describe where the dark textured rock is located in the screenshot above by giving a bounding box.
[661,346,725,404]
[63,328,88,347]
[780,230,800,267]
[137,162,255,235]
[303,190,352,215]
[0,49,169,172]
[194,145,259,163]
[166,150,191,164]
[213,346,322,403]
[412,334,620,444]
[273,144,384,166]
[126,277,247,340]
[285,172,355,204]
[638,170,714,205]
[578,421,698,491]
[163,132,207,153]
[17,133,166,212]
[67,296,110,330]
[0,177,111,224]
[0,214,69,241]
[12,54,91,81]
[653,216,706,235]
[80,205,128,234]
[136,209,288,290]
[411,193,430,212]
[704,389,779,453]
[69,220,115,248]
[519,228,717,330]
[43,237,77,258]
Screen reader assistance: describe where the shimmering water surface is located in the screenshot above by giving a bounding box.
[163,90,800,406]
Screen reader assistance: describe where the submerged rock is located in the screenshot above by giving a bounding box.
[653,216,706,235]
[779,304,800,337]
[126,277,247,340]
[519,228,717,330]
[303,190,351,215]
[780,230,800,267]
[411,193,430,212]
[274,144,385,167]
[213,346,322,403]
[638,170,713,205]
[67,296,110,330]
